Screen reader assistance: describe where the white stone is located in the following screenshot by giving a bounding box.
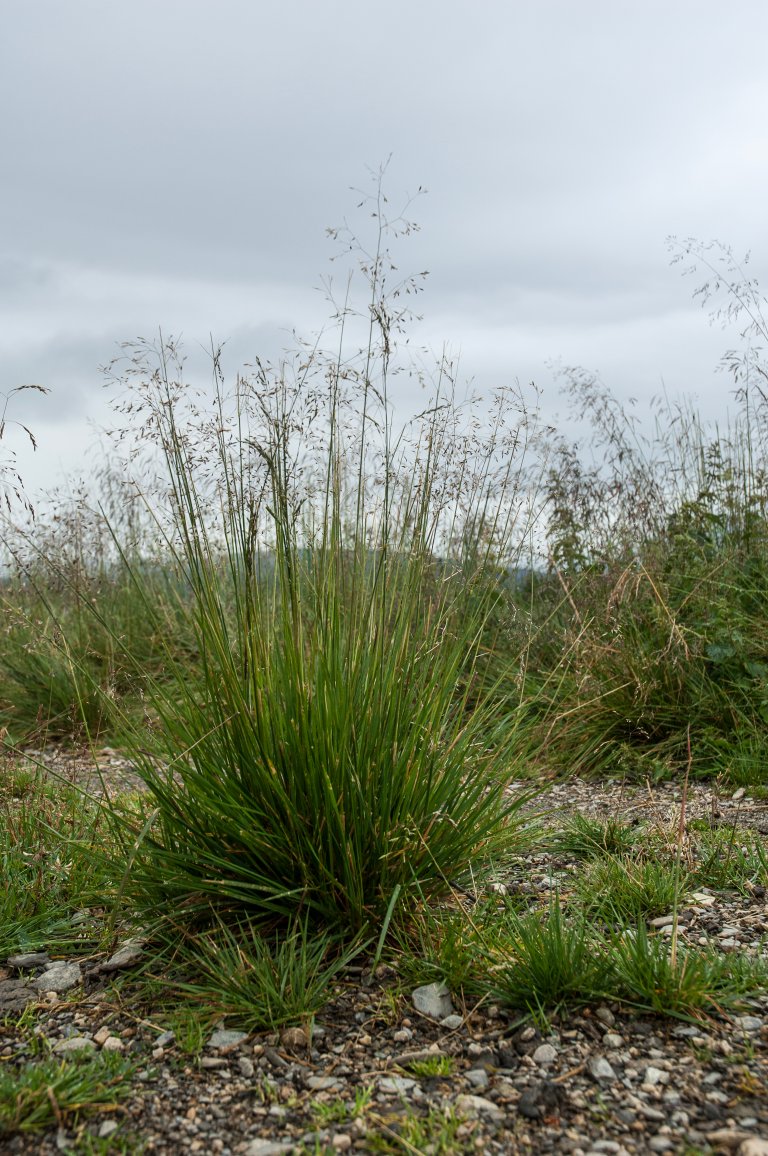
[440,1014,464,1030]
[98,1121,120,1139]
[379,1076,417,1094]
[102,942,144,971]
[101,1037,124,1052]
[412,981,454,1020]
[532,1043,557,1065]
[738,1140,768,1156]
[245,1143,295,1156]
[643,1066,669,1086]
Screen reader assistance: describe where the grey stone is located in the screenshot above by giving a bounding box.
[733,1015,763,1033]
[594,1006,616,1027]
[101,942,144,971]
[587,1056,617,1083]
[516,1080,565,1120]
[208,1028,248,1050]
[6,952,49,969]
[440,1014,464,1030]
[31,962,81,992]
[155,1030,175,1048]
[97,1121,120,1139]
[648,1138,674,1153]
[306,1075,343,1091]
[643,1065,669,1086]
[238,1056,255,1078]
[454,1093,504,1122]
[532,1043,557,1066]
[52,1036,96,1055]
[466,1068,490,1089]
[0,978,35,1013]
[245,1143,295,1156]
[412,981,454,1020]
[379,1076,418,1094]
[603,1033,624,1049]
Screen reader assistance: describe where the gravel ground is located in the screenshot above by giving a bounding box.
[2,748,768,1155]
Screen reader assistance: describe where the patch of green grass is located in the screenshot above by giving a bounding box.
[613,923,768,1017]
[367,1105,467,1154]
[311,1084,375,1127]
[575,856,691,923]
[552,813,641,859]
[155,917,362,1032]
[486,896,614,1013]
[0,1051,136,1138]
[406,1055,456,1079]
[0,764,113,957]
[691,827,768,893]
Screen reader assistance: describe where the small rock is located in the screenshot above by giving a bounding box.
[393,1028,413,1043]
[379,1076,417,1094]
[101,942,144,971]
[52,1036,96,1055]
[101,1037,124,1053]
[643,1066,669,1086]
[587,1056,617,1083]
[98,1121,120,1139]
[707,1130,752,1149]
[245,1143,295,1156]
[440,1014,464,1031]
[6,952,49,969]
[306,1076,343,1091]
[30,962,81,993]
[594,1006,616,1027]
[93,1027,112,1046]
[648,1138,674,1153]
[155,1030,175,1048]
[738,1140,768,1156]
[238,1056,255,1078]
[466,1068,490,1089]
[516,1080,564,1120]
[331,1137,352,1151]
[603,1033,624,1049]
[732,787,746,800]
[454,1094,504,1122]
[532,1043,557,1066]
[733,1015,763,1034]
[650,915,675,928]
[412,981,454,1020]
[0,979,35,1013]
[208,1028,248,1050]
[280,1026,308,1050]
[200,1056,229,1069]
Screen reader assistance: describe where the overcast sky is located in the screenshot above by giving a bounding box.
[3,0,768,498]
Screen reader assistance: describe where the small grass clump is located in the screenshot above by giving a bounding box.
[487,897,614,1013]
[552,813,641,859]
[575,856,692,924]
[0,762,111,958]
[0,1051,136,1139]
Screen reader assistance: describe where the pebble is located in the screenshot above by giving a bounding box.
[733,1015,763,1033]
[643,1066,669,1086]
[30,962,81,992]
[603,1033,624,1049]
[738,1141,768,1156]
[6,952,49,968]
[245,1143,295,1156]
[52,1036,96,1055]
[648,1138,674,1153]
[587,1056,617,1083]
[208,1028,248,1050]
[98,1120,120,1139]
[379,1076,417,1094]
[440,1014,464,1030]
[101,941,144,971]
[595,1007,616,1027]
[101,1036,125,1052]
[454,1093,505,1122]
[412,981,454,1020]
[532,1043,557,1065]
[306,1076,343,1091]
[466,1068,490,1089]
[238,1056,255,1078]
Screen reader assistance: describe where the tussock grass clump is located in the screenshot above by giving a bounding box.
[94,179,541,940]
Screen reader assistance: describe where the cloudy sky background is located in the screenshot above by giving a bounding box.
[3,0,768,498]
